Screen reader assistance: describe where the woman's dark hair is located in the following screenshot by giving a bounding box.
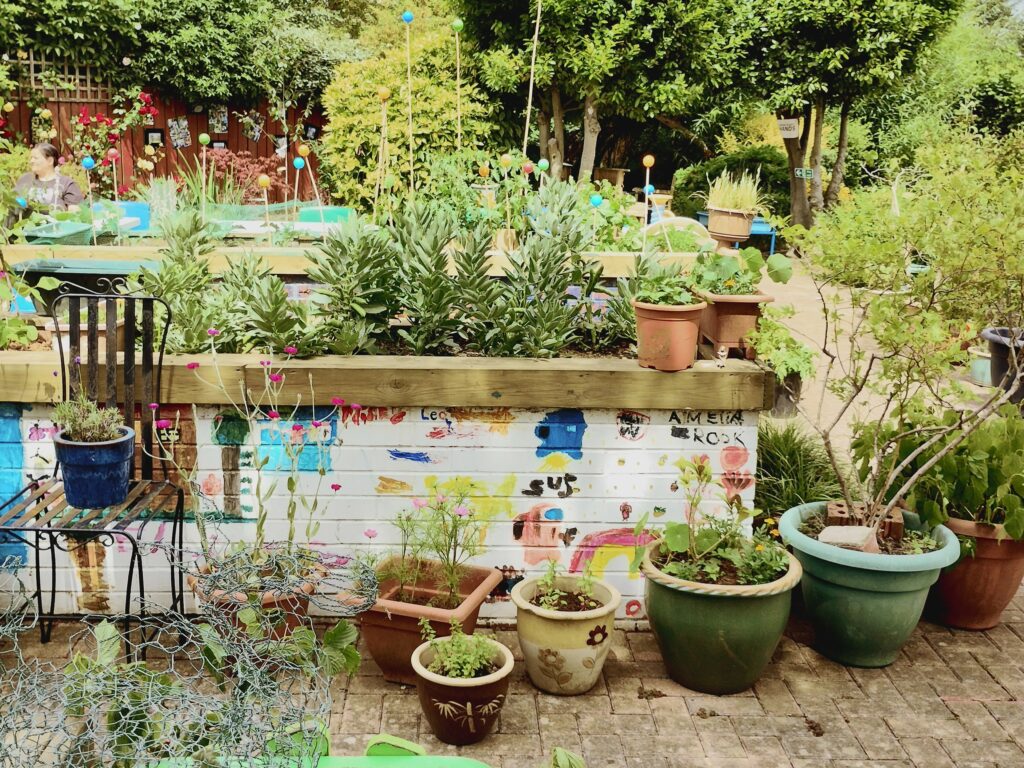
[32,143,60,166]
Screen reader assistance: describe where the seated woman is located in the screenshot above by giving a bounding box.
[14,143,84,212]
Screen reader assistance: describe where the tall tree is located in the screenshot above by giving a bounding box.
[722,0,961,227]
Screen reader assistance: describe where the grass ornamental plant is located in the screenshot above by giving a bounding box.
[701,169,767,214]
[53,392,124,443]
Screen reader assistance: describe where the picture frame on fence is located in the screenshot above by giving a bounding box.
[144,128,165,147]
[211,140,228,150]
[168,117,192,149]
[210,105,228,134]
[274,134,287,158]
[303,124,319,141]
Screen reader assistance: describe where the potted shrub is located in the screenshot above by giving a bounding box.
[631,457,801,694]
[510,560,621,695]
[881,406,1024,630]
[628,256,706,372]
[52,391,134,509]
[745,305,815,417]
[698,169,765,244]
[689,245,793,354]
[411,619,514,746]
[356,493,502,685]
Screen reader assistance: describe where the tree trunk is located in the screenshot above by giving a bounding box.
[824,98,852,209]
[655,115,712,158]
[538,108,551,161]
[547,137,563,181]
[809,96,826,213]
[780,105,813,228]
[551,85,566,162]
[579,94,601,182]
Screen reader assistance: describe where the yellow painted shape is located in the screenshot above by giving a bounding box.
[376,476,413,494]
[586,545,643,581]
[538,452,572,473]
[423,474,518,524]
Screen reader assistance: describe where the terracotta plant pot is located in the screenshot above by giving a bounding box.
[356,558,503,685]
[632,299,706,372]
[411,636,514,745]
[706,207,754,243]
[187,562,320,639]
[511,574,621,695]
[928,519,1024,630]
[698,291,774,353]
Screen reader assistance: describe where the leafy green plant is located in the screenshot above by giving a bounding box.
[672,145,789,220]
[745,305,816,380]
[53,391,125,442]
[419,618,498,679]
[533,559,598,611]
[631,256,694,306]
[755,421,844,516]
[700,169,767,213]
[634,457,789,586]
[535,559,568,610]
[454,223,508,352]
[0,257,59,349]
[689,245,792,296]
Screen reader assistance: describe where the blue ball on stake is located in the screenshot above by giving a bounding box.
[643,183,655,196]
[81,156,96,171]
[15,196,27,208]
[293,157,306,170]
[401,10,414,23]
[589,193,604,208]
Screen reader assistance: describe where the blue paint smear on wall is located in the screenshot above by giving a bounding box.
[535,409,587,459]
[0,403,26,567]
[543,507,564,521]
[257,407,337,472]
[388,450,432,464]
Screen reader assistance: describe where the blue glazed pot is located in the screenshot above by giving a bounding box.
[54,427,135,509]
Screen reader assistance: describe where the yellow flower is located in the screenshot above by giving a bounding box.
[770,529,781,537]
[763,517,776,526]
[755,544,765,552]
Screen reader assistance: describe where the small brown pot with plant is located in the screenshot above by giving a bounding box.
[627,255,705,372]
[699,169,765,244]
[411,619,514,746]
[351,493,502,684]
[511,561,621,695]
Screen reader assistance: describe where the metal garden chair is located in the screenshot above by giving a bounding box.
[0,282,185,646]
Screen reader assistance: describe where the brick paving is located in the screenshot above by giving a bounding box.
[12,590,1024,767]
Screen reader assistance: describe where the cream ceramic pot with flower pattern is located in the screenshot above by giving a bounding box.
[511,575,621,695]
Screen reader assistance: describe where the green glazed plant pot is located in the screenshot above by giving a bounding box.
[641,541,802,694]
[511,574,621,695]
[780,502,960,668]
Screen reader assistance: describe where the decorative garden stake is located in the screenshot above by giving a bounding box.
[402,10,415,194]
[589,192,603,231]
[642,154,655,250]
[292,156,305,221]
[452,17,464,152]
[258,173,272,226]
[523,0,544,155]
[198,132,211,222]
[298,143,325,228]
[107,147,120,205]
[374,86,392,216]
[82,155,98,246]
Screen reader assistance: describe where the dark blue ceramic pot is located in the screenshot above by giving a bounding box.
[54,427,135,509]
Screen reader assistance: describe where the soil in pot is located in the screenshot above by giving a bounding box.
[512,575,621,695]
[640,541,801,694]
[411,638,514,745]
[927,519,1024,630]
[55,426,135,509]
[355,559,503,685]
[780,502,960,667]
[632,299,706,372]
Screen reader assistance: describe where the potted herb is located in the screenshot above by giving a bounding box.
[356,492,502,685]
[698,169,765,244]
[880,406,1024,630]
[510,560,621,695]
[632,457,801,694]
[411,619,514,746]
[52,391,134,509]
[690,244,792,354]
[628,255,706,372]
[745,305,815,417]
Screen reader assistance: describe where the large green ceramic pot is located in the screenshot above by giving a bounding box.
[641,540,802,694]
[780,502,960,668]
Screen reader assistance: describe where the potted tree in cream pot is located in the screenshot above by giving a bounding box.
[511,560,621,695]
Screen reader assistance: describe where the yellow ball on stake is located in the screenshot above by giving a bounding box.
[297,144,311,158]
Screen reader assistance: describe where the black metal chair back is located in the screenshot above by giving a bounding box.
[50,282,172,482]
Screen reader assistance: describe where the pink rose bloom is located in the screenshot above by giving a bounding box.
[267,410,280,419]
[412,498,427,509]
[186,362,200,370]
[283,346,298,355]
[364,528,378,540]
[454,506,471,518]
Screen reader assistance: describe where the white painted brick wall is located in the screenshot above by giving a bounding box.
[1,403,759,620]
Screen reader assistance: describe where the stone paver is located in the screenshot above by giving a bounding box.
[10,592,1024,766]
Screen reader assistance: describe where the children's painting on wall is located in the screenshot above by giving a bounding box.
[210,105,228,134]
[168,116,191,149]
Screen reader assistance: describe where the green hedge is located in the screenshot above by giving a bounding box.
[671,145,790,219]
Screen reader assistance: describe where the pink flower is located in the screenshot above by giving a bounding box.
[155,419,172,429]
[259,360,271,367]
[412,498,427,509]
[330,483,341,491]
[311,420,323,427]
[291,424,304,432]
[335,555,351,566]
[454,505,471,518]
[331,397,345,406]
[267,410,280,419]
[436,493,447,503]
[207,328,220,337]
[186,362,200,370]
[283,346,297,355]
[148,403,159,410]
[268,373,283,383]
[351,403,362,410]
[364,528,378,540]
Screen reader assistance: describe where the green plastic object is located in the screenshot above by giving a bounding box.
[364,734,426,756]
[780,502,960,667]
[15,258,155,276]
[23,220,94,245]
[298,206,353,224]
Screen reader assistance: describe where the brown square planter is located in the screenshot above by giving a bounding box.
[698,292,773,353]
[357,558,502,684]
